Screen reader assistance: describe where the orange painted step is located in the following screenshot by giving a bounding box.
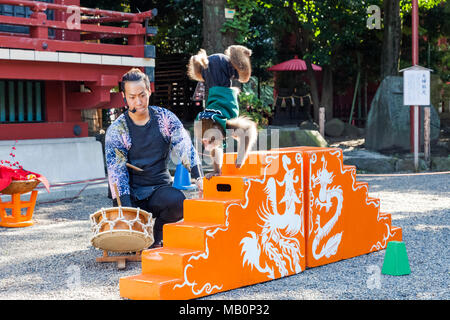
[119,274,183,300]
[163,221,222,251]
[343,164,357,172]
[202,175,250,200]
[366,197,381,207]
[354,181,369,190]
[183,198,241,224]
[141,247,203,278]
[390,226,403,241]
[379,212,392,225]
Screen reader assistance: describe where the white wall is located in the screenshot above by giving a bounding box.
[0,137,105,183]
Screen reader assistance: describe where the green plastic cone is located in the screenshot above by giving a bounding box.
[381,241,411,276]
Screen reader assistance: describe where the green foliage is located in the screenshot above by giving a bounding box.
[420,1,450,82]
[400,0,450,82]
[242,76,274,106]
[221,0,262,43]
[221,1,276,82]
[400,0,446,14]
[151,0,203,55]
[279,1,383,91]
[81,0,203,55]
[80,0,450,88]
[238,90,273,127]
[261,0,448,89]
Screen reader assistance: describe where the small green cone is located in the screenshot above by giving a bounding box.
[381,241,411,276]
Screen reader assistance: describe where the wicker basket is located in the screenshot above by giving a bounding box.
[0,179,41,195]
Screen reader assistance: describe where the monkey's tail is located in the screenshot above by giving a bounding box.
[187,49,209,82]
[226,115,255,130]
[226,116,258,148]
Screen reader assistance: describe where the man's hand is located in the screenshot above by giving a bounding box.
[195,177,203,192]
[181,154,191,172]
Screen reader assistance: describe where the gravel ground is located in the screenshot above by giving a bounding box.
[0,173,449,300]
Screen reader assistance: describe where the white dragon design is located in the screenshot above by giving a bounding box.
[310,155,344,260]
[240,154,304,279]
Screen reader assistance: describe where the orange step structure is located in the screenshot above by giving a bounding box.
[300,147,402,267]
[119,147,402,300]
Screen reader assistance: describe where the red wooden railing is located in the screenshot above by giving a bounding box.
[0,0,156,57]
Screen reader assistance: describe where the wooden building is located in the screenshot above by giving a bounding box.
[0,0,157,140]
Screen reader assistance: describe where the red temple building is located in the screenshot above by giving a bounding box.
[0,0,157,184]
[0,0,156,140]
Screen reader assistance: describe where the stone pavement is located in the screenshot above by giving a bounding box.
[7,143,439,205]
[329,138,450,174]
[29,174,199,205]
[3,134,447,205]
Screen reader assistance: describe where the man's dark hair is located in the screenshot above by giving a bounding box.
[120,68,151,93]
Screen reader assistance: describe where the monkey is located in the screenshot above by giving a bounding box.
[188,45,257,179]
[194,115,257,179]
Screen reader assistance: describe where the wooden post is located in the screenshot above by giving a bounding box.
[127,20,144,49]
[411,0,419,171]
[424,107,430,165]
[414,106,419,171]
[319,107,325,137]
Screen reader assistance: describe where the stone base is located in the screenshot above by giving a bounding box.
[431,156,450,171]
[0,137,106,184]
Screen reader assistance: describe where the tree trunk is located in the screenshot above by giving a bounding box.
[380,0,401,79]
[285,2,322,123]
[299,27,321,123]
[202,0,235,53]
[320,65,333,122]
[304,60,321,123]
[81,109,102,136]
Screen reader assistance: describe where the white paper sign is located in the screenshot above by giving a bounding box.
[225,8,236,19]
[403,69,430,106]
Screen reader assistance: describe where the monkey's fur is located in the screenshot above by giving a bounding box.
[194,116,257,179]
[188,45,257,179]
